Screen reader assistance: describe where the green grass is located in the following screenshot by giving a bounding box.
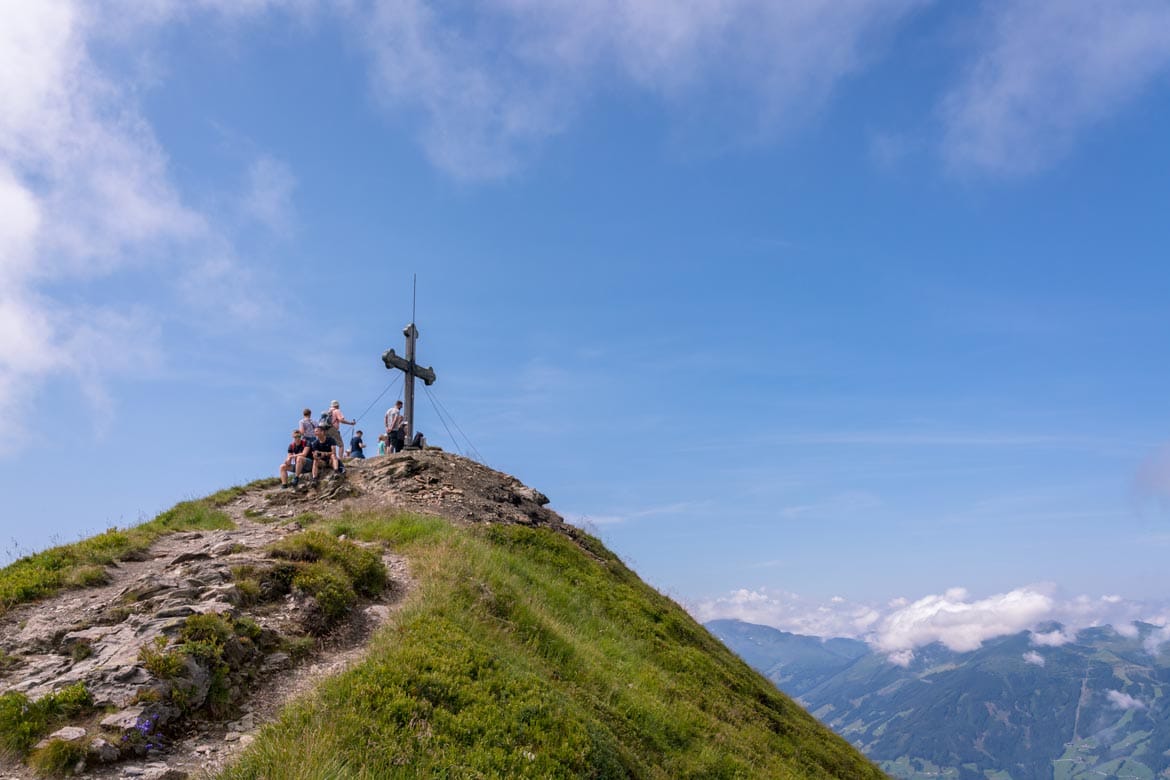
[27,737,88,776]
[218,514,886,779]
[0,682,94,759]
[0,483,263,615]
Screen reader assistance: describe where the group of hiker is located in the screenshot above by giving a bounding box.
[278,399,425,487]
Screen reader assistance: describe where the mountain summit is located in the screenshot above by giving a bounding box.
[1,451,883,778]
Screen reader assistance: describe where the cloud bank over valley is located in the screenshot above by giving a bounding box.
[694,584,1170,665]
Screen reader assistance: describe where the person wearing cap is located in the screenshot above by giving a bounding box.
[309,425,340,480]
[327,400,356,465]
[279,430,311,488]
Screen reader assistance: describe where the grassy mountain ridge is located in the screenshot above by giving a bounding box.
[0,467,886,778]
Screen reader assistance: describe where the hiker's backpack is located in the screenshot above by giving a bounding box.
[319,410,334,428]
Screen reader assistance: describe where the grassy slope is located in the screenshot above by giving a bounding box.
[219,511,887,779]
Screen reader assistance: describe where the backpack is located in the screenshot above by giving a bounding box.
[319,410,334,428]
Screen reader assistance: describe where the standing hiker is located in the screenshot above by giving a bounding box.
[349,429,366,459]
[324,400,355,465]
[385,400,406,453]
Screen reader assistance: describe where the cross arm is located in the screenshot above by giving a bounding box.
[381,349,437,385]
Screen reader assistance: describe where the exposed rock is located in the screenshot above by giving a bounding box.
[101,707,149,731]
[33,725,87,750]
[88,737,121,763]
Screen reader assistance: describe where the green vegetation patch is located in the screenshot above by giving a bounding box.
[268,530,387,598]
[218,514,884,779]
[138,612,277,719]
[0,682,94,758]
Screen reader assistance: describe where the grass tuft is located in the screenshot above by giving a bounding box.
[27,737,87,776]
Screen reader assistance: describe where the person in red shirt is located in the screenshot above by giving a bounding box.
[279,430,311,487]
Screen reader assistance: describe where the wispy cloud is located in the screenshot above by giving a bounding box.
[0,2,295,422]
[1022,650,1045,666]
[564,500,710,527]
[942,0,1170,175]
[241,156,298,236]
[353,0,930,179]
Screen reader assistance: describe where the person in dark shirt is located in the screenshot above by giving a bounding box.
[310,425,339,480]
[280,430,311,487]
[349,430,366,459]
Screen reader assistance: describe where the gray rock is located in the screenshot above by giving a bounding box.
[101,706,147,731]
[154,605,196,619]
[112,665,151,684]
[48,725,87,742]
[88,737,121,763]
[261,652,290,672]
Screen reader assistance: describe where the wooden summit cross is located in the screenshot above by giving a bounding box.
[381,322,436,447]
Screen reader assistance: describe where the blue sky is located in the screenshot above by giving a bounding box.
[4,0,1170,659]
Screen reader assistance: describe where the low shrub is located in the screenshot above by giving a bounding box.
[138,637,184,680]
[269,532,386,597]
[293,562,357,632]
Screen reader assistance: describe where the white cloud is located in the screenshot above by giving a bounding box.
[1023,650,1045,666]
[1106,690,1146,710]
[1144,623,1170,654]
[1031,628,1073,647]
[871,587,1054,656]
[353,0,929,179]
[0,2,292,421]
[691,588,882,639]
[942,0,1170,175]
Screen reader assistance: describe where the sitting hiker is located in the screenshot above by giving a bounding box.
[350,429,366,459]
[410,431,426,449]
[280,430,311,487]
[309,425,339,480]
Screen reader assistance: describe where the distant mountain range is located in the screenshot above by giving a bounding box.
[707,618,1170,780]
